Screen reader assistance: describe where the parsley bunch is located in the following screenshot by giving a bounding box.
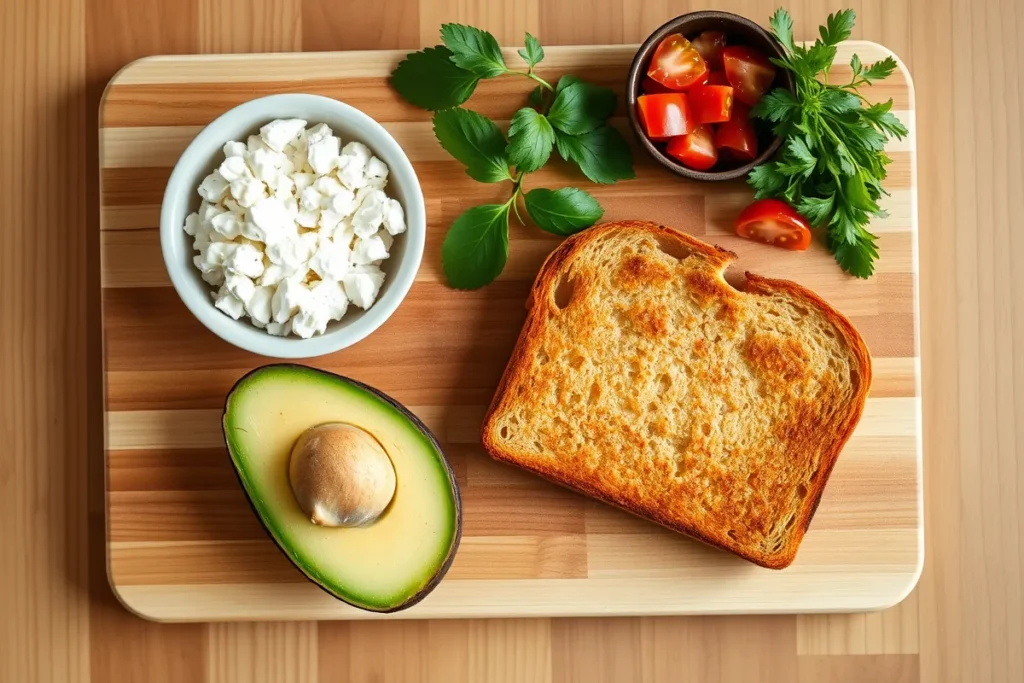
[749,9,908,278]
[391,25,634,289]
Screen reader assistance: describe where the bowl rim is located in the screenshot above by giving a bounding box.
[159,93,426,359]
[626,10,796,182]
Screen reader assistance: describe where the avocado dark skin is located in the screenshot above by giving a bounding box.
[223,364,462,613]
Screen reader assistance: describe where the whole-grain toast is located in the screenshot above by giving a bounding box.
[481,221,871,569]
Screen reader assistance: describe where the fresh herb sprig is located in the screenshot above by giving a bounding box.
[391,25,634,289]
[749,8,908,278]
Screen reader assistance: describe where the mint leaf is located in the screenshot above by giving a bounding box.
[547,82,617,135]
[391,46,480,110]
[518,33,544,68]
[862,56,898,83]
[819,9,856,46]
[507,108,555,173]
[432,108,512,183]
[524,187,603,236]
[441,203,510,289]
[555,126,635,184]
[769,8,796,52]
[440,24,507,78]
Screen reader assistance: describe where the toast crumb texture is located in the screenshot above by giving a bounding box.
[481,221,872,568]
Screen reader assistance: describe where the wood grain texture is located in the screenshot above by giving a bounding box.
[2,0,1021,681]
[97,42,921,621]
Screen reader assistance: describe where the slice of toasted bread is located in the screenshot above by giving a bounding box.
[481,221,871,568]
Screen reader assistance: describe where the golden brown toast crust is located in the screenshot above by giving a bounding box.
[481,221,872,569]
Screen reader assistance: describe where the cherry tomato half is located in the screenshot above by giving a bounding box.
[722,46,777,106]
[714,104,758,161]
[647,34,708,90]
[704,70,730,86]
[692,30,727,69]
[687,85,734,124]
[637,93,694,140]
[666,124,718,171]
[735,199,812,250]
[641,76,675,95]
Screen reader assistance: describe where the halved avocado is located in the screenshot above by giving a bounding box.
[223,364,461,613]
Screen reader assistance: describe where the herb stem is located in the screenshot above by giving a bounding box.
[508,69,553,91]
[508,172,527,225]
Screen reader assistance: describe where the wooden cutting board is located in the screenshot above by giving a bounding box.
[100,42,921,622]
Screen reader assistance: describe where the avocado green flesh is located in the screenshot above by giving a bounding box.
[223,365,459,612]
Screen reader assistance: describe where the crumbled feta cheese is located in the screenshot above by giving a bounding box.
[198,171,229,202]
[185,119,405,338]
[260,118,307,153]
[223,141,247,158]
[343,266,385,309]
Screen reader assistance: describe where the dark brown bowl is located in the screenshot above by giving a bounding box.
[626,11,796,181]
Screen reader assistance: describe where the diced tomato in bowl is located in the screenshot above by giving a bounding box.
[627,11,795,178]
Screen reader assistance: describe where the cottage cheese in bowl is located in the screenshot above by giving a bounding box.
[185,118,407,339]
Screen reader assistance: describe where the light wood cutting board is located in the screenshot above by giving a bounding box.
[100,42,921,622]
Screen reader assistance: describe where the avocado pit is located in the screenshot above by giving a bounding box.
[288,423,397,527]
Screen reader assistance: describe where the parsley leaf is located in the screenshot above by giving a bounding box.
[524,187,604,236]
[752,88,800,125]
[862,99,909,139]
[441,203,511,289]
[749,8,906,278]
[440,24,507,78]
[432,108,512,183]
[391,46,480,110]
[820,9,856,46]
[820,89,861,115]
[769,8,796,53]
[547,82,617,135]
[862,56,898,82]
[555,126,635,184]
[748,163,788,198]
[527,85,545,109]
[518,33,544,68]
[507,108,555,173]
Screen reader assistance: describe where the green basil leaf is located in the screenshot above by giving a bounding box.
[390,46,480,111]
[555,74,582,95]
[441,203,511,289]
[547,82,618,135]
[555,126,635,184]
[432,108,512,183]
[440,24,507,78]
[506,108,555,173]
[527,85,545,109]
[518,33,544,68]
[524,187,604,236]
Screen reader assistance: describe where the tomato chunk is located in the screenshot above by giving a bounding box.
[691,30,727,69]
[641,76,675,95]
[666,125,718,171]
[687,85,734,124]
[704,71,730,86]
[714,104,758,161]
[637,93,694,140]
[647,34,708,90]
[722,46,776,106]
[735,199,812,250]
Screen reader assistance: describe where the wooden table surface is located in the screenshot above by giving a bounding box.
[1,0,1020,681]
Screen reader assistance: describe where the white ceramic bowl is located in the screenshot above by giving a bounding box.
[160,94,425,359]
